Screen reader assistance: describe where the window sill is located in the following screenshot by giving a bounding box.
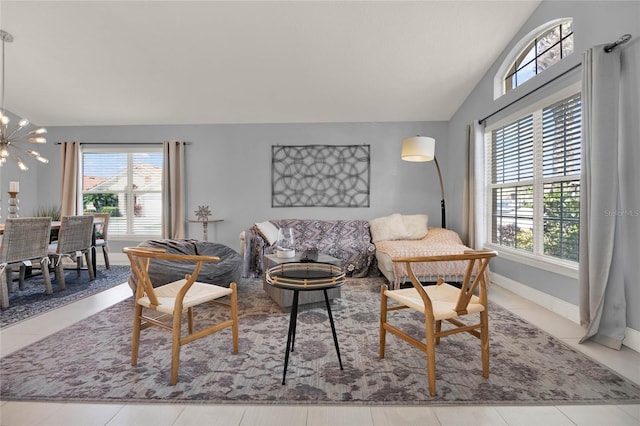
[111,234,162,241]
[484,244,579,279]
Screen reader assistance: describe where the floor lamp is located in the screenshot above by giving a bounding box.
[401,136,446,228]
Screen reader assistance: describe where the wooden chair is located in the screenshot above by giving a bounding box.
[0,217,53,308]
[47,215,95,290]
[90,213,110,269]
[123,246,239,385]
[379,249,497,396]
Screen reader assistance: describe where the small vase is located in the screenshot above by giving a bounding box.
[276,227,295,258]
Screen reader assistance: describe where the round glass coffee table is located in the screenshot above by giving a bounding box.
[265,262,346,384]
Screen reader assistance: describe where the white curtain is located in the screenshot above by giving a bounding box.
[579,40,639,349]
[59,141,82,217]
[462,121,485,249]
[162,141,186,239]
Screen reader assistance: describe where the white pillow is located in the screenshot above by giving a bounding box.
[368,213,409,243]
[402,214,429,239]
[255,221,280,245]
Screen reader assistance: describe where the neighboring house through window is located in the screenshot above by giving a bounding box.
[82,147,163,238]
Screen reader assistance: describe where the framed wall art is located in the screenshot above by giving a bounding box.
[271,144,370,208]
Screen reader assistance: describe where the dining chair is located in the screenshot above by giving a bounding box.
[124,246,239,385]
[48,215,95,290]
[379,249,497,396]
[90,213,110,269]
[0,217,53,309]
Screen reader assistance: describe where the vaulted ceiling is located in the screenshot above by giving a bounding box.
[0,1,540,126]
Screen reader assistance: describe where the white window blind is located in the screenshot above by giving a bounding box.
[540,94,581,261]
[487,92,581,262]
[82,148,163,238]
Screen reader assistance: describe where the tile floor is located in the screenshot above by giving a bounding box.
[1,267,639,426]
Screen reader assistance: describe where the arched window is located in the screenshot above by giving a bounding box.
[496,19,574,97]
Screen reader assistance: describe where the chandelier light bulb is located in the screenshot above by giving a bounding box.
[14,156,28,171]
[18,118,29,127]
[26,149,48,163]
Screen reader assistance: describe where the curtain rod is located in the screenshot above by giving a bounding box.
[480,33,632,125]
[479,62,581,125]
[604,33,632,53]
[55,142,191,145]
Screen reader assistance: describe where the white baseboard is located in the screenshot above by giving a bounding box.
[623,327,640,352]
[491,272,640,353]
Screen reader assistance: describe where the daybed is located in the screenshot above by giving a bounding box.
[128,239,242,291]
[240,219,377,278]
[370,213,484,289]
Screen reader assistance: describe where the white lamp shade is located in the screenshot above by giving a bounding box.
[401,136,435,162]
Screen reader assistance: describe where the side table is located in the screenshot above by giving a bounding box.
[187,218,223,242]
[265,262,346,384]
[263,253,342,308]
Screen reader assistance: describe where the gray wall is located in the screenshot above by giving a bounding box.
[446,1,640,330]
[29,121,447,253]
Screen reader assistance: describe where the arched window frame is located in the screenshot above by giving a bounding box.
[494,18,574,99]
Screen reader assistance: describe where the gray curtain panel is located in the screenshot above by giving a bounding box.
[462,121,484,249]
[579,40,639,349]
[59,141,82,217]
[162,141,186,239]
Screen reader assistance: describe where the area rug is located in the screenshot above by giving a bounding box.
[2,277,640,405]
[0,265,131,328]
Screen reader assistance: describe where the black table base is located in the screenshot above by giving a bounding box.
[282,288,343,385]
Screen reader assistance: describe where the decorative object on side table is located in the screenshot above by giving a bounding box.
[196,205,211,240]
[195,205,212,221]
[188,205,223,242]
[7,180,19,218]
[275,227,295,258]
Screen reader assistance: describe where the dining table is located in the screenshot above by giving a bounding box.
[0,220,61,234]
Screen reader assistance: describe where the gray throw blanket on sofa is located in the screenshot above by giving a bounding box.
[242,219,377,278]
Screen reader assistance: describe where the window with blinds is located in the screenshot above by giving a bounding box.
[82,147,163,238]
[487,92,581,262]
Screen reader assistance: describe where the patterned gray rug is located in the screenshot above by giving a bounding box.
[2,277,640,405]
[0,265,131,328]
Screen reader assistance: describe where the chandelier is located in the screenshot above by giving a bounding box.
[0,30,47,170]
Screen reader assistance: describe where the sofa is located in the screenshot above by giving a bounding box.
[240,219,377,278]
[241,214,477,290]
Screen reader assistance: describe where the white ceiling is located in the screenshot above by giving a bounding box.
[0,1,541,126]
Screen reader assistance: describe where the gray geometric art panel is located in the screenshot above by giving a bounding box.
[271,145,370,207]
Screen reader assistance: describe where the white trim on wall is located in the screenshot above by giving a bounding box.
[492,272,640,353]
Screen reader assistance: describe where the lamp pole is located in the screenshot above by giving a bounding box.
[432,156,446,229]
[401,136,446,229]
